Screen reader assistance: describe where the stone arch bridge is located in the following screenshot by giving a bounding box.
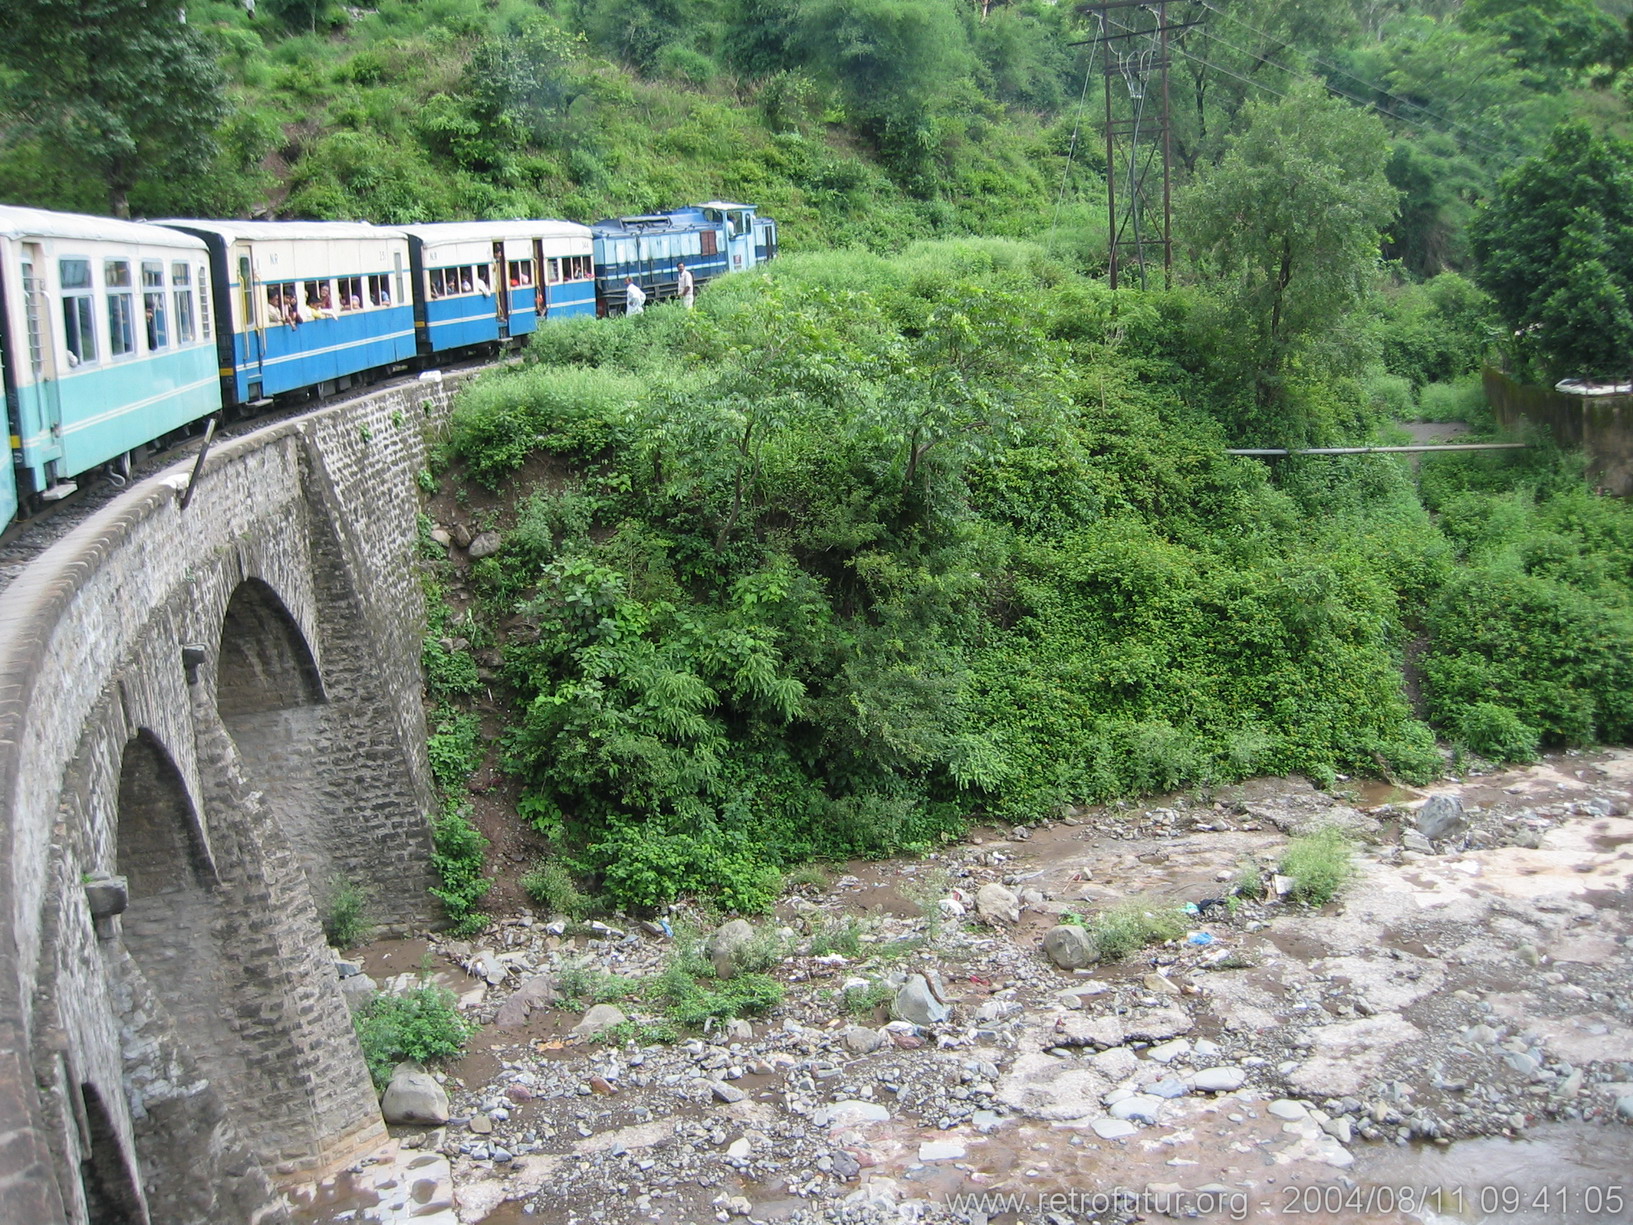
[0,375,470,1223]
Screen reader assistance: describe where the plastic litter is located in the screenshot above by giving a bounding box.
[1183,902,1200,916]
[1186,931,1216,946]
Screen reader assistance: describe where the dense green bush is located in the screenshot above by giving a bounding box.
[323,880,370,948]
[430,804,491,935]
[354,986,474,1087]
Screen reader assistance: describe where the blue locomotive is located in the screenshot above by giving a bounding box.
[592,202,778,314]
[0,201,776,526]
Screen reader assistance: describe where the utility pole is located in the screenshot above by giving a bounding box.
[1077,1,1198,290]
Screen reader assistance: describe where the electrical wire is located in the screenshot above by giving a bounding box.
[1190,0,1523,158]
[1047,14,1105,253]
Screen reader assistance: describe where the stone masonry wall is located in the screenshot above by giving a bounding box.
[0,369,473,1223]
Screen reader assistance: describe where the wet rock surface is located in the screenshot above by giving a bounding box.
[291,752,1633,1224]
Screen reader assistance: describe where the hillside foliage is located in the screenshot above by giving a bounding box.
[440,240,1633,910]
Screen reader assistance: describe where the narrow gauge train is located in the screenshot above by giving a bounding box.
[0,200,775,527]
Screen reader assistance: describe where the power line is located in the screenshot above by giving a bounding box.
[1113,13,1513,165]
[1047,15,1105,253]
[1190,0,1525,158]
[1188,24,1511,161]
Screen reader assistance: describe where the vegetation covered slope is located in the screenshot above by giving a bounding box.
[433,239,1633,911]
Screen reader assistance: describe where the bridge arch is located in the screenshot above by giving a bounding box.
[76,1083,145,1225]
[216,577,325,718]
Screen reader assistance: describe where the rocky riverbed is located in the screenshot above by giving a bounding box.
[289,752,1633,1225]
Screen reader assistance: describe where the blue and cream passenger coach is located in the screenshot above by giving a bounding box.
[162,219,415,405]
[0,205,219,509]
[402,219,594,356]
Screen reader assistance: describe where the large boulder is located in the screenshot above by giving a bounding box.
[892,974,950,1026]
[467,530,503,559]
[381,1063,450,1126]
[705,919,757,978]
[1042,924,1099,970]
[495,973,558,1029]
[1415,795,1468,842]
[569,1004,627,1041]
[975,883,1021,924]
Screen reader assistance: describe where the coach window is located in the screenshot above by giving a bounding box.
[60,260,96,366]
[198,266,212,340]
[511,259,532,287]
[105,260,136,358]
[367,273,392,306]
[172,263,196,344]
[338,275,362,310]
[142,261,168,351]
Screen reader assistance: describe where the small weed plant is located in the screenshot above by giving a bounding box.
[521,861,593,919]
[841,980,894,1017]
[1231,857,1266,901]
[323,880,369,948]
[1088,900,1189,961]
[1278,827,1356,905]
[809,916,865,957]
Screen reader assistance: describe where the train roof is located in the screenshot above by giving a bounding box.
[398,220,590,243]
[0,204,207,249]
[155,219,407,242]
[591,202,763,236]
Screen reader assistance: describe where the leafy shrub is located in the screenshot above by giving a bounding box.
[449,365,643,486]
[430,805,490,936]
[427,711,482,792]
[353,986,474,1088]
[1277,827,1355,905]
[521,860,592,919]
[1417,376,1490,424]
[423,637,482,700]
[1424,567,1633,747]
[1453,701,1540,763]
[652,967,784,1027]
[323,880,370,948]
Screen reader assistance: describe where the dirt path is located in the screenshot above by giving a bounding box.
[292,754,1633,1225]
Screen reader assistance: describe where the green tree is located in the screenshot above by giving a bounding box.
[1459,0,1620,81]
[1177,83,1399,422]
[0,0,228,217]
[1470,122,1633,382]
[794,0,975,181]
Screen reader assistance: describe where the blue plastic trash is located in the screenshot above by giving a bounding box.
[1186,931,1215,946]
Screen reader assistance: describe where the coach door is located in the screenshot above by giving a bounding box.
[235,246,266,397]
[726,209,754,272]
[533,239,547,318]
[492,241,510,339]
[20,244,64,462]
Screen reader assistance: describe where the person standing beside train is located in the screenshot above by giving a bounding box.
[625,278,646,315]
[676,262,695,310]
